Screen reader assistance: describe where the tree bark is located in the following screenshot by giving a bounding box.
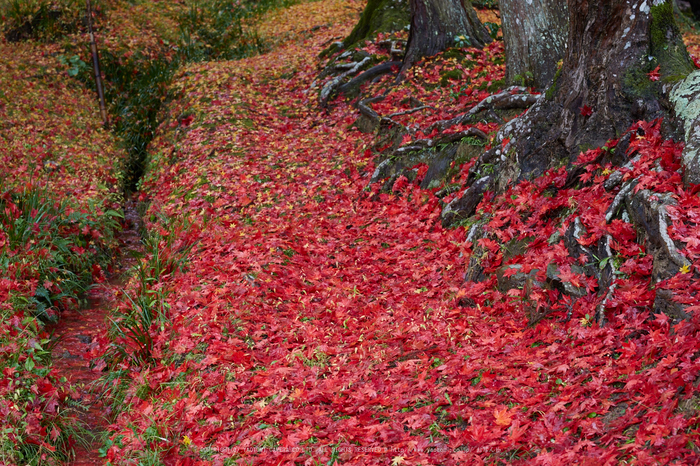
[402,0,492,71]
[494,0,695,188]
[499,0,568,89]
[343,0,411,48]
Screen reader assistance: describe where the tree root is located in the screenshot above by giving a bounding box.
[596,234,616,326]
[605,179,637,223]
[395,127,488,155]
[430,86,538,133]
[598,181,692,322]
[358,93,439,138]
[357,95,385,122]
[377,39,405,59]
[337,60,402,97]
[319,56,371,106]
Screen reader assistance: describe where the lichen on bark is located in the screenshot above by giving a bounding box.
[671,70,700,184]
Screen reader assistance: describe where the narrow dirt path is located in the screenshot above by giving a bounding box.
[49,201,142,465]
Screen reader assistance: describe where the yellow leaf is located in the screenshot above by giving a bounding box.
[392,456,405,465]
[680,264,691,274]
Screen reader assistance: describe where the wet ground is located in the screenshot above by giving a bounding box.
[49,201,142,465]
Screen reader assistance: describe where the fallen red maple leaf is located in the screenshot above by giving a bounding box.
[648,65,660,81]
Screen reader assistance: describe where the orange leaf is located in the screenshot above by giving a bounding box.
[494,406,513,427]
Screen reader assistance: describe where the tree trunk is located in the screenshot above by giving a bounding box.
[494,0,694,188]
[499,0,568,89]
[343,0,411,48]
[448,0,700,321]
[402,0,491,71]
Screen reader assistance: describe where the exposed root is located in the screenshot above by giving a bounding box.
[656,201,691,269]
[337,60,402,96]
[596,234,616,326]
[357,95,385,122]
[604,153,642,191]
[430,86,538,133]
[319,56,371,106]
[606,184,691,271]
[386,104,436,118]
[572,216,594,259]
[358,94,438,138]
[395,127,488,155]
[605,179,638,223]
[440,175,492,227]
[377,39,405,59]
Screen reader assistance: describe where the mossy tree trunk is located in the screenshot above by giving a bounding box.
[401,0,492,71]
[499,0,695,185]
[448,0,700,321]
[499,0,568,89]
[343,0,410,48]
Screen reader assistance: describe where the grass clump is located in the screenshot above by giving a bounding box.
[0,185,121,464]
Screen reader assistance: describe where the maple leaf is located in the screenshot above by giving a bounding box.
[392,456,406,465]
[580,105,593,117]
[494,406,513,427]
[648,65,660,81]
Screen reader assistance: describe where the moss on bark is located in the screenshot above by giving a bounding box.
[343,0,410,48]
[650,1,695,82]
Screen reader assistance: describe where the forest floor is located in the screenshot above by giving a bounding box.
[4,0,700,465]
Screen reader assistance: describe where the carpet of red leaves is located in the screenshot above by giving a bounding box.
[96,2,700,465]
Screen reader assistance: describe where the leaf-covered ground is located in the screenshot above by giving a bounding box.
[93,1,700,465]
[3,0,700,464]
[0,39,123,462]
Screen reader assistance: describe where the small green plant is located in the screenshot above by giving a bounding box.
[453,34,471,48]
[57,54,89,77]
[484,21,500,39]
[177,0,277,62]
[103,217,193,384]
[0,185,121,464]
[0,187,120,322]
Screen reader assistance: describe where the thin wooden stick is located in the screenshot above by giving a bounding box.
[86,0,108,128]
